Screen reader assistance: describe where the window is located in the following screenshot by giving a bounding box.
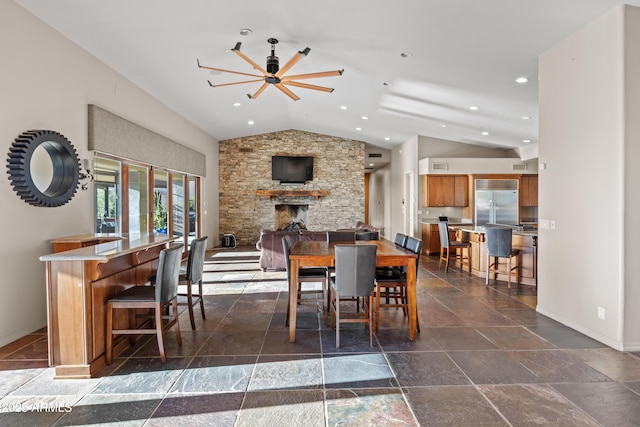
[187,175,198,244]
[94,157,121,234]
[128,165,149,239]
[93,155,201,246]
[172,172,185,244]
[153,170,169,234]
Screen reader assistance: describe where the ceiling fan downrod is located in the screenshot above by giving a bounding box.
[266,38,279,75]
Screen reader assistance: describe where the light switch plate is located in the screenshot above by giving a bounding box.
[540,219,550,229]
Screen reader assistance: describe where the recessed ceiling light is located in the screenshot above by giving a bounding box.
[400,51,413,58]
[384,137,390,141]
[369,163,374,167]
[523,139,531,143]
[356,127,362,131]
[248,120,254,125]
[233,102,241,107]
[441,124,447,128]
[383,82,392,87]
[239,28,252,36]
[361,116,368,120]
[516,76,529,84]
[481,131,489,136]
[340,105,348,110]
[521,115,531,120]
[469,106,479,111]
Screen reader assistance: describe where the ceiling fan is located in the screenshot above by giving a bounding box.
[197,38,343,101]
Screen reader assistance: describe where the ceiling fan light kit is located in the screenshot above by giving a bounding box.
[197,38,343,101]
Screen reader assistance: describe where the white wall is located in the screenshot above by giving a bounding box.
[0,2,219,346]
[538,4,640,350]
[368,165,391,239]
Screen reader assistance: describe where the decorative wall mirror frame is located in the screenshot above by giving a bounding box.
[6,130,80,207]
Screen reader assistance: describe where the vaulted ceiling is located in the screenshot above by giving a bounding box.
[14,0,640,167]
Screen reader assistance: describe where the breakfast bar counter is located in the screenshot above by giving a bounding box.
[448,226,538,286]
[40,233,173,379]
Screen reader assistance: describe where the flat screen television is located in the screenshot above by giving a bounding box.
[272,155,313,183]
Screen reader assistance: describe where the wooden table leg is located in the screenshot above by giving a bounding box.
[406,258,417,341]
[289,259,300,342]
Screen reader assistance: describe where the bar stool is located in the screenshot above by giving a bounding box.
[106,244,183,364]
[178,236,208,330]
[438,221,471,273]
[485,226,520,288]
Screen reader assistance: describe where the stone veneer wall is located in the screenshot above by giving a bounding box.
[219,129,365,245]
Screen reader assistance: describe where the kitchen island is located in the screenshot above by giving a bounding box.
[448,225,537,286]
[40,233,173,379]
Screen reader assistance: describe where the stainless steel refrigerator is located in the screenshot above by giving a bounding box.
[474,179,519,226]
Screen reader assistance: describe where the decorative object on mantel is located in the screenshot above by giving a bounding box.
[255,189,329,199]
[6,130,82,207]
[198,38,343,101]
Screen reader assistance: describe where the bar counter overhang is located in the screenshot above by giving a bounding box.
[40,233,173,379]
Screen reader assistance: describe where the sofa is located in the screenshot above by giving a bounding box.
[256,230,327,271]
[255,222,380,271]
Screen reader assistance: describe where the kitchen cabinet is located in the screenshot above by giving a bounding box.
[422,175,468,207]
[520,175,538,207]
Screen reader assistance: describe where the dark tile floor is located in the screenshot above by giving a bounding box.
[2,246,640,425]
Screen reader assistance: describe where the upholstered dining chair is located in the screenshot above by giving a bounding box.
[327,230,356,243]
[106,243,183,364]
[438,221,471,273]
[485,226,520,288]
[375,236,422,333]
[355,230,380,241]
[282,235,328,325]
[329,244,377,348]
[178,236,208,330]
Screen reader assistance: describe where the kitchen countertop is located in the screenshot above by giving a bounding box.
[40,233,173,261]
[421,218,473,225]
[450,225,537,237]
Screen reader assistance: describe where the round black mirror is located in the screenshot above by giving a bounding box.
[6,130,80,207]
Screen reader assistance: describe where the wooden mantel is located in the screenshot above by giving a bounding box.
[255,189,329,199]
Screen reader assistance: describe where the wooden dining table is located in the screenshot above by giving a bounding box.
[288,238,419,342]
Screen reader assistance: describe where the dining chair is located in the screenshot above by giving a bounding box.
[329,244,377,348]
[106,243,183,364]
[282,235,328,325]
[438,221,471,273]
[486,226,520,288]
[355,230,380,241]
[178,236,208,330]
[375,236,422,333]
[327,230,356,243]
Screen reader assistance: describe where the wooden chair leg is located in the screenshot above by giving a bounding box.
[375,283,381,332]
[186,282,196,330]
[198,279,206,320]
[368,294,374,347]
[172,298,182,346]
[106,302,114,365]
[155,302,166,363]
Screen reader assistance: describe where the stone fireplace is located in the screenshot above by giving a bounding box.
[218,129,365,245]
[275,204,308,231]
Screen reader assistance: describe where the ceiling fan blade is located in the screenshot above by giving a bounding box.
[274,83,300,101]
[247,83,269,99]
[275,47,310,78]
[281,69,344,81]
[283,81,335,93]
[231,42,269,76]
[207,79,265,88]
[197,59,264,78]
